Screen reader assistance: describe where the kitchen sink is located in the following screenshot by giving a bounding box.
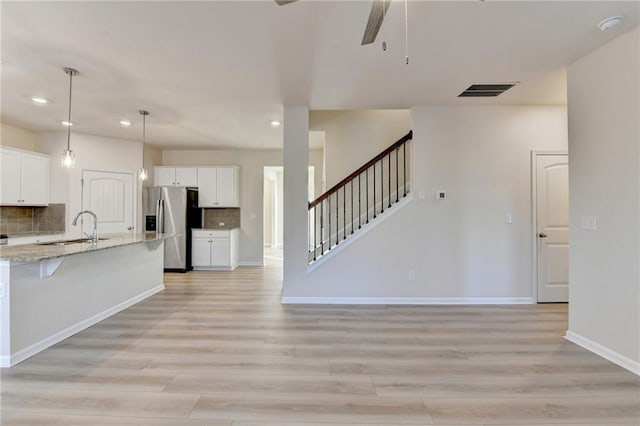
[38,238,109,246]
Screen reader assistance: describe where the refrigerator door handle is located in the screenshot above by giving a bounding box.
[156,199,164,234]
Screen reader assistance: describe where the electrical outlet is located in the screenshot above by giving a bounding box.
[408,270,416,281]
[218,222,225,226]
[436,191,446,200]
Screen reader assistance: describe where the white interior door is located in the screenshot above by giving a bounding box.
[536,154,569,302]
[82,170,135,234]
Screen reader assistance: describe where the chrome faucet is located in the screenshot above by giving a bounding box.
[72,210,98,243]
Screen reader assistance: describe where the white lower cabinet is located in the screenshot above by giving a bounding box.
[192,229,239,270]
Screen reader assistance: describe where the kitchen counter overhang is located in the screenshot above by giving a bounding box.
[0,233,175,367]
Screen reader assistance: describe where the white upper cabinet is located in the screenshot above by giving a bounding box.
[175,168,198,186]
[197,166,239,207]
[0,147,49,206]
[153,167,198,187]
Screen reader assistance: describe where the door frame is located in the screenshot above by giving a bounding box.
[530,151,568,303]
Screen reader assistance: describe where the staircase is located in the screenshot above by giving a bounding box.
[308,131,413,264]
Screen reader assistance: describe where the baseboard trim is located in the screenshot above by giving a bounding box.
[281,297,534,305]
[2,284,165,368]
[565,330,640,376]
[238,262,265,267]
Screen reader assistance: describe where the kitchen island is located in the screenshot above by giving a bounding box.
[0,233,174,367]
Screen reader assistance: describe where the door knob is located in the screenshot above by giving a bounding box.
[538,232,548,238]
[127,226,133,231]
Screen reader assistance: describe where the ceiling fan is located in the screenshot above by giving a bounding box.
[275,0,391,46]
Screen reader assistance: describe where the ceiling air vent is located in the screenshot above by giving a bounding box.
[458,83,516,97]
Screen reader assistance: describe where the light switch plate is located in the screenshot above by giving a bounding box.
[505,213,512,224]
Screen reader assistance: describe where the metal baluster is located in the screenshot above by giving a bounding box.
[373,162,377,218]
[403,141,407,197]
[351,180,354,235]
[358,173,362,229]
[388,152,392,208]
[314,204,317,261]
[328,195,331,250]
[396,147,399,203]
[343,184,346,240]
[366,169,369,223]
[336,190,339,245]
[320,200,324,255]
[381,159,384,214]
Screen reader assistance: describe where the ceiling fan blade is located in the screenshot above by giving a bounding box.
[275,0,298,5]
[361,0,391,45]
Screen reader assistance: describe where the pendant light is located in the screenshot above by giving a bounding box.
[61,67,79,168]
[138,110,149,181]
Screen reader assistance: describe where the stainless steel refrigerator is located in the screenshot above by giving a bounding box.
[144,187,201,272]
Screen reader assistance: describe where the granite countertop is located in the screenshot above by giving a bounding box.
[0,233,177,262]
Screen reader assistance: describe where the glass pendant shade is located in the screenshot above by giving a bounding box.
[61,148,76,168]
[138,167,148,181]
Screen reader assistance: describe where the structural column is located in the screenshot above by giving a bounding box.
[282,106,309,296]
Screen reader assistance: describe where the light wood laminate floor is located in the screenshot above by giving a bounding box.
[1,255,639,425]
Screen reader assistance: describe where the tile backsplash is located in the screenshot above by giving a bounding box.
[202,208,240,229]
[0,203,65,236]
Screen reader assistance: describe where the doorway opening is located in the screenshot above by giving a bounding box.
[263,166,314,263]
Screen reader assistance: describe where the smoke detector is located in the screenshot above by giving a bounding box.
[598,16,623,31]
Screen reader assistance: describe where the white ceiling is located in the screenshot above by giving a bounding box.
[1,1,638,149]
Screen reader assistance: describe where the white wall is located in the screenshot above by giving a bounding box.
[310,110,411,188]
[0,123,38,151]
[162,148,323,265]
[566,27,640,372]
[35,132,143,236]
[283,105,568,301]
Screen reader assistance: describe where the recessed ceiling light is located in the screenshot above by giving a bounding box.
[61,121,73,127]
[598,16,623,31]
[31,97,48,104]
[120,120,131,127]
[270,120,281,128]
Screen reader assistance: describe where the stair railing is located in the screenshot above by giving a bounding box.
[308,130,412,263]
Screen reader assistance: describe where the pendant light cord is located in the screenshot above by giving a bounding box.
[404,0,409,65]
[66,71,73,150]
